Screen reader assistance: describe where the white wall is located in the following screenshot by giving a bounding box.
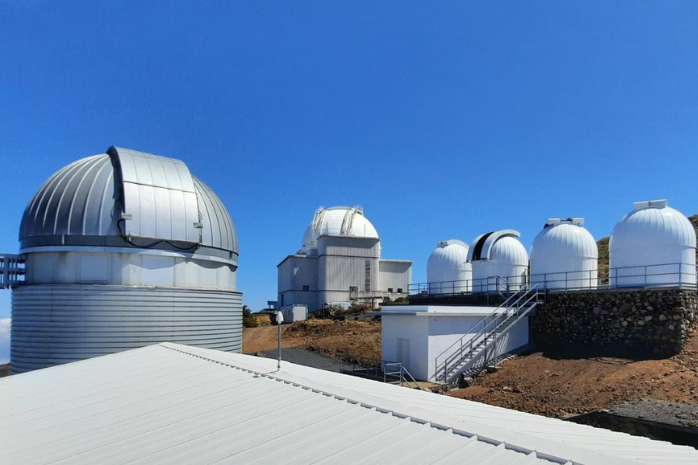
[382,306,531,382]
[381,314,429,380]
[378,260,411,293]
[25,251,236,291]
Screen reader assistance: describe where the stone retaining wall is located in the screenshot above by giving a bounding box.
[532,289,698,355]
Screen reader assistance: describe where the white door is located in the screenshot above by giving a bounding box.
[397,338,410,368]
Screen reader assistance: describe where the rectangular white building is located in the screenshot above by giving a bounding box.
[382,305,530,382]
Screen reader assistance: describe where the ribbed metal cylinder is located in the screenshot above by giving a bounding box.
[11,284,242,373]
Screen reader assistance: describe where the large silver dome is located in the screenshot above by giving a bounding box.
[19,146,238,262]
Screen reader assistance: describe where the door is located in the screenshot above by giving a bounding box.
[397,338,410,368]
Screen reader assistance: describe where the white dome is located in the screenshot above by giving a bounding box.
[610,200,696,286]
[300,206,379,253]
[469,230,528,293]
[530,219,598,290]
[427,240,472,294]
[489,236,529,265]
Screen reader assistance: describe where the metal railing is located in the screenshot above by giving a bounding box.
[433,285,539,384]
[0,254,25,289]
[383,361,426,391]
[411,262,698,297]
[410,274,527,296]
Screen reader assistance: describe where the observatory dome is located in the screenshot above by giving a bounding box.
[19,147,238,261]
[12,146,242,374]
[468,230,528,293]
[610,200,696,287]
[427,240,472,294]
[530,219,598,290]
[301,206,379,253]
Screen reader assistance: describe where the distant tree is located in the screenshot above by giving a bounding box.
[242,305,258,328]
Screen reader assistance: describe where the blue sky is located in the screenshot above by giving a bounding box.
[0,1,697,354]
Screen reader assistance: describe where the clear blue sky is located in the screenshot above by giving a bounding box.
[1,1,697,329]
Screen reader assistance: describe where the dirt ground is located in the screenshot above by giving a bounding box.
[449,330,698,418]
[243,318,382,363]
[244,318,698,420]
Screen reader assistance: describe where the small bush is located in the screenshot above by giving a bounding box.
[242,305,259,328]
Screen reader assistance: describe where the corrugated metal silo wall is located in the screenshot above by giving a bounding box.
[10,284,242,373]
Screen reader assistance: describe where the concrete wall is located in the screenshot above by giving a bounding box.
[381,314,428,380]
[277,255,319,310]
[532,289,698,355]
[379,260,411,293]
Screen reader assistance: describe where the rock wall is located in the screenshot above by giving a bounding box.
[532,289,698,355]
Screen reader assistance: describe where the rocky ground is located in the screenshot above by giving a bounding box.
[448,329,698,418]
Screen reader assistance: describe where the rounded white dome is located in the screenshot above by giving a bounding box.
[427,240,472,294]
[530,219,598,290]
[610,200,696,286]
[301,206,379,253]
[469,230,528,293]
[489,236,529,266]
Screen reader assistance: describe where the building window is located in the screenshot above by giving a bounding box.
[302,285,309,291]
[349,286,358,297]
[388,287,393,293]
[397,288,403,294]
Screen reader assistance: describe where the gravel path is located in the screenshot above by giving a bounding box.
[260,347,355,373]
[609,399,698,429]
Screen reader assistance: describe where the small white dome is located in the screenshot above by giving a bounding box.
[301,206,379,253]
[489,236,529,266]
[610,200,696,286]
[427,240,472,294]
[530,219,598,290]
[469,230,528,292]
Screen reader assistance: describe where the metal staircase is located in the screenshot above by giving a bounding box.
[434,284,539,384]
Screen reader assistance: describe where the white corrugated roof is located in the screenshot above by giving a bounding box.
[0,343,696,465]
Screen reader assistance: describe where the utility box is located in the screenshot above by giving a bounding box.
[280,304,308,324]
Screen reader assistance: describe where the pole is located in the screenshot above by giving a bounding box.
[276,310,284,370]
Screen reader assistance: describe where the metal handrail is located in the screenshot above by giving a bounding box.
[383,361,426,391]
[434,285,539,383]
[412,262,698,296]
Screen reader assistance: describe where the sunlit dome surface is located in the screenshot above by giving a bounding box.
[611,201,695,251]
[530,221,597,262]
[610,200,696,286]
[301,206,379,253]
[19,147,238,256]
[427,240,470,283]
[530,219,598,290]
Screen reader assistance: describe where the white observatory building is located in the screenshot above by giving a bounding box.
[277,206,412,310]
[11,147,242,373]
[468,230,528,293]
[610,199,696,287]
[426,240,472,294]
[530,218,598,290]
